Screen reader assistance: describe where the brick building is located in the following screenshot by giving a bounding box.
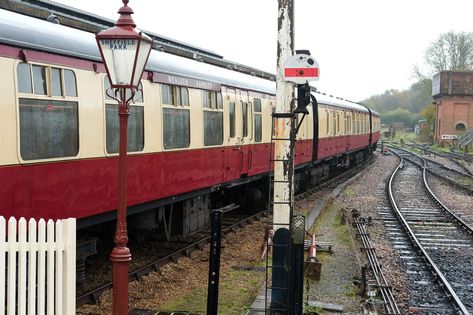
[432,71,473,144]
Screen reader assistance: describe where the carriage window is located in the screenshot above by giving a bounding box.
[17,63,33,93]
[254,98,262,112]
[104,77,144,153]
[162,84,189,106]
[347,114,351,134]
[337,112,341,133]
[204,111,223,146]
[242,102,248,137]
[326,111,330,135]
[203,91,224,146]
[161,84,173,104]
[17,63,78,97]
[163,108,190,149]
[32,65,47,95]
[217,93,223,109]
[106,105,144,153]
[202,91,222,109]
[64,69,77,97]
[229,102,236,138]
[180,87,189,105]
[332,111,336,135]
[344,113,348,134]
[19,98,78,160]
[254,98,262,142]
[202,90,211,108]
[51,68,62,96]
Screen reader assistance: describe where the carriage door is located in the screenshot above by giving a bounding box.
[224,88,239,182]
[238,90,252,176]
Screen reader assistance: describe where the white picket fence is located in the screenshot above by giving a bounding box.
[0,217,76,315]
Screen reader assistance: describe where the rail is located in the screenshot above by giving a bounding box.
[354,218,400,314]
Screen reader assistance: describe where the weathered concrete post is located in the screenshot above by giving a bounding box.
[274,0,294,236]
[271,0,295,313]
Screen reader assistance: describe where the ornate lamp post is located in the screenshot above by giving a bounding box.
[95,1,152,314]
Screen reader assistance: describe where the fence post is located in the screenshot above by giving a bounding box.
[7,217,17,315]
[38,219,46,315]
[47,220,55,315]
[63,218,77,314]
[56,220,64,314]
[18,218,27,315]
[0,217,5,315]
[28,218,37,315]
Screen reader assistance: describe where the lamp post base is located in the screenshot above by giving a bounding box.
[111,246,131,315]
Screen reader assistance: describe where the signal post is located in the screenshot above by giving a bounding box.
[271,0,319,313]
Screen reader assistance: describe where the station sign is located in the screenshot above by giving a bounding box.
[441,134,458,140]
[283,53,319,84]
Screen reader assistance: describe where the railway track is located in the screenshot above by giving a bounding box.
[390,145,473,194]
[405,142,473,176]
[354,217,401,314]
[385,148,473,314]
[76,210,265,307]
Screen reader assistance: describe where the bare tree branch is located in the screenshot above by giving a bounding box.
[426,31,473,72]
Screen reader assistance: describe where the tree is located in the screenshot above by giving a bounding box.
[426,31,473,72]
[381,108,420,128]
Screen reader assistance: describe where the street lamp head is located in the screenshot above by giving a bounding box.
[96,0,153,89]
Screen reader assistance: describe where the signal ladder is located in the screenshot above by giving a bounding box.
[264,109,306,314]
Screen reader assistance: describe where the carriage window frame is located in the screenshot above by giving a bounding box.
[203,90,224,146]
[229,102,236,138]
[17,62,78,97]
[104,77,145,154]
[163,107,190,149]
[254,98,262,143]
[162,84,189,106]
[332,110,336,136]
[162,84,190,150]
[325,111,330,135]
[19,98,79,160]
[337,112,341,134]
[16,63,79,161]
[242,102,249,138]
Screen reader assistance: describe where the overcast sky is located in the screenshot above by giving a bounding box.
[54,0,473,101]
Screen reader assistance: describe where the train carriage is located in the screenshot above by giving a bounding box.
[0,8,380,239]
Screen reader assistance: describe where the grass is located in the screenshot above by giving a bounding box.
[304,303,323,314]
[309,201,352,248]
[381,130,417,143]
[331,209,351,247]
[159,268,264,314]
[342,187,356,197]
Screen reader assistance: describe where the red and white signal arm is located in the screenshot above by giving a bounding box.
[283,53,319,84]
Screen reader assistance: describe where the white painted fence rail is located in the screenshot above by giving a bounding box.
[0,217,76,315]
